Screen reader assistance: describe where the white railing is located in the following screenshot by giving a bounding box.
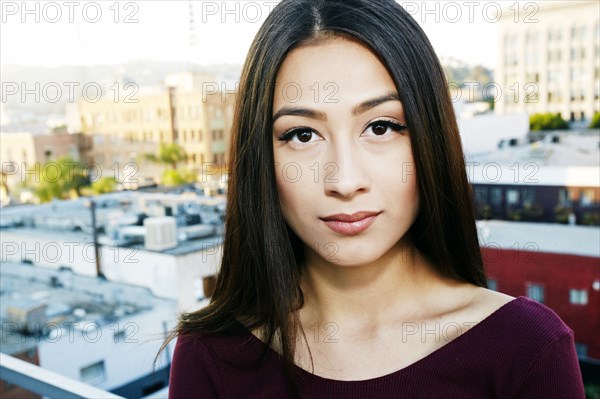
[0,352,124,399]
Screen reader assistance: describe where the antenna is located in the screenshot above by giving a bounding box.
[188,1,199,69]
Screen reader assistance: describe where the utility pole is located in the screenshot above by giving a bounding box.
[85,199,105,279]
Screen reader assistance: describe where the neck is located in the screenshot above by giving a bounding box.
[298,238,447,327]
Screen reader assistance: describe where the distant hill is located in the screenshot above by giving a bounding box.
[440,56,494,102]
[1,60,242,114]
[441,57,494,86]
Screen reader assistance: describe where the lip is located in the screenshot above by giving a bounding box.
[320,211,381,236]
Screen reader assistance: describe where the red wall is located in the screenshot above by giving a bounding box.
[482,248,600,359]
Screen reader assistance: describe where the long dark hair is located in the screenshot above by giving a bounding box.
[157,0,487,396]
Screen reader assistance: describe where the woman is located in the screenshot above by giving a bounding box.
[160,0,585,397]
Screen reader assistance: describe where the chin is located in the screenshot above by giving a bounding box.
[319,250,384,267]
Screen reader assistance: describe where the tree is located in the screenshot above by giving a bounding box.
[144,143,187,170]
[25,156,90,202]
[0,170,10,203]
[590,112,600,129]
[529,113,569,131]
[161,168,196,186]
[91,177,117,194]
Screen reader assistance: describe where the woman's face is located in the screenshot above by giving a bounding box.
[272,37,419,266]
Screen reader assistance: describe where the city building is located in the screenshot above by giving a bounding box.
[0,191,224,312]
[77,71,236,185]
[496,1,599,124]
[468,131,599,225]
[477,219,600,383]
[0,131,93,205]
[0,262,177,399]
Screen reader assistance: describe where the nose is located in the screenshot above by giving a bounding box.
[323,141,370,199]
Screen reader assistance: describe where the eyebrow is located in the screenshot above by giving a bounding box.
[272,92,401,123]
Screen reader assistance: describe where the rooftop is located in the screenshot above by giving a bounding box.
[466,131,600,186]
[0,190,225,256]
[476,219,600,258]
[468,132,600,167]
[0,261,175,356]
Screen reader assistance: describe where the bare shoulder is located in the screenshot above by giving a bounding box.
[462,285,517,322]
[474,286,516,307]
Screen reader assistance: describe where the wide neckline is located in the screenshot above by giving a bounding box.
[239,295,528,384]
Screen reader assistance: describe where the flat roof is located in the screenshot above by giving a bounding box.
[0,262,175,356]
[0,191,225,256]
[476,220,600,258]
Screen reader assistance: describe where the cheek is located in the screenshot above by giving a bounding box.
[275,166,299,219]
[385,153,419,211]
[275,164,316,225]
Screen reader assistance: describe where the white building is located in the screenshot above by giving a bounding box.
[0,191,225,312]
[496,1,600,124]
[0,262,177,398]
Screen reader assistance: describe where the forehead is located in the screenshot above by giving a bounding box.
[273,38,398,109]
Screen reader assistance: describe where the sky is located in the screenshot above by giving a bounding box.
[0,0,544,69]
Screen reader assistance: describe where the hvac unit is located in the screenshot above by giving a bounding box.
[6,300,48,333]
[144,216,178,251]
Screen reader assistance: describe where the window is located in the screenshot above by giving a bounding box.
[569,289,588,305]
[507,189,519,205]
[527,283,544,303]
[487,279,497,291]
[558,188,572,206]
[474,186,488,204]
[575,342,588,357]
[491,188,502,206]
[521,188,535,207]
[80,360,106,384]
[580,189,595,206]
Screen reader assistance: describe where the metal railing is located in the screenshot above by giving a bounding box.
[0,352,125,399]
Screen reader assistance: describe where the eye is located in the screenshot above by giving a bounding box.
[364,119,408,137]
[277,127,321,144]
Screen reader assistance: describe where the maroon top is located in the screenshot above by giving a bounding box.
[168,296,585,398]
